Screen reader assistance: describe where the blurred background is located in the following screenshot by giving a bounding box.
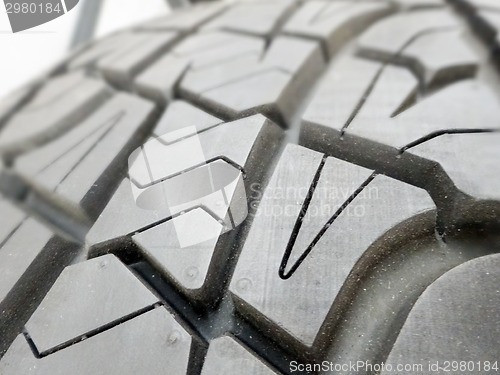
[0,0,176,99]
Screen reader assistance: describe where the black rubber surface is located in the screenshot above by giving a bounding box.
[0,1,499,374]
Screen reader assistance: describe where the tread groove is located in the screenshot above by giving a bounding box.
[279,172,377,279]
[399,127,500,152]
[29,303,160,358]
[2,3,500,374]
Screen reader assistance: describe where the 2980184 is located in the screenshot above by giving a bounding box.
[440,361,499,372]
[5,2,62,14]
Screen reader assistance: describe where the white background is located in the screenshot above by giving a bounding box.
[0,0,171,100]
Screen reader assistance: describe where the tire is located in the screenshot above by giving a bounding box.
[0,0,500,374]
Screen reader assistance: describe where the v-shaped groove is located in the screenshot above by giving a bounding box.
[279,170,377,280]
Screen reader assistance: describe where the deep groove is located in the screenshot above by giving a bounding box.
[22,330,41,359]
[129,260,303,375]
[279,172,377,279]
[400,127,500,153]
[94,3,467,373]
[0,101,164,244]
[322,212,500,372]
[186,339,208,375]
[0,3,306,372]
[301,124,473,235]
[0,10,200,243]
[3,2,499,374]
[131,261,219,343]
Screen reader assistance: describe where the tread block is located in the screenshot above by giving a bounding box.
[14,93,156,220]
[88,115,279,243]
[408,132,500,201]
[0,72,111,156]
[201,0,297,37]
[133,209,223,291]
[303,59,500,201]
[358,10,459,57]
[283,0,394,58]
[128,115,275,186]
[134,31,264,103]
[139,2,227,32]
[230,144,434,352]
[180,36,325,126]
[87,115,282,302]
[202,336,278,375]
[25,254,158,354]
[1,307,192,375]
[382,254,500,374]
[86,177,172,246]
